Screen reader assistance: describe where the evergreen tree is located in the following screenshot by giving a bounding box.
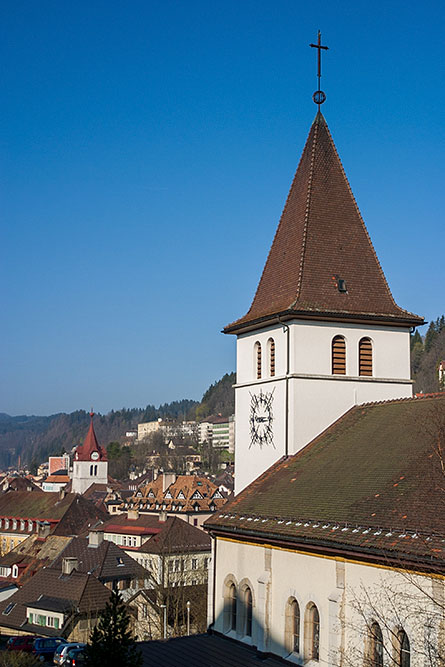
[424,321,438,353]
[85,590,142,667]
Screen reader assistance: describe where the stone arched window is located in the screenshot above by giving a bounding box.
[285,597,300,654]
[332,336,346,375]
[268,338,275,377]
[368,621,383,667]
[255,342,262,379]
[398,629,410,667]
[305,603,320,661]
[359,337,373,376]
[223,580,237,633]
[244,586,253,637]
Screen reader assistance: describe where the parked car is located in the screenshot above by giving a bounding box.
[64,647,86,666]
[6,635,37,652]
[54,642,86,665]
[32,637,68,662]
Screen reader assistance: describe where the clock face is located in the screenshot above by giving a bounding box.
[249,389,275,449]
[91,451,99,461]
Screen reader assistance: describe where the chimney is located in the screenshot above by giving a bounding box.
[153,468,159,481]
[37,521,51,539]
[62,557,78,575]
[127,509,139,521]
[159,510,168,523]
[59,487,66,501]
[88,530,104,548]
[162,472,176,492]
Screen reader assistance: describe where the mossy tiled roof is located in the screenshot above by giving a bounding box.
[206,395,445,567]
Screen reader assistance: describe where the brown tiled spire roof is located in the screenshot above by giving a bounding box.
[225,112,423,333]
[75,411,107,462]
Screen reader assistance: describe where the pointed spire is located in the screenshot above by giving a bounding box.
[225,113,423,333]
[75,410,107,461]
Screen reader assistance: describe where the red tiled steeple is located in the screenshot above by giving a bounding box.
[225,112,423,333]
[75,412,107,462]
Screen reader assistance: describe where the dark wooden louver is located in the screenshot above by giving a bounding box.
[332,336,346,375]
[256,343,262,379]
[269,339,275,377]
[359,337,373,376]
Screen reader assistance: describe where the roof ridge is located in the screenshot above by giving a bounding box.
[294,113,319,303]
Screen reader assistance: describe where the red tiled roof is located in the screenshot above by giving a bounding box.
[225,112,423,333]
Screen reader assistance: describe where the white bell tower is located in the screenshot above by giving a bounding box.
[226,113,423,494]
[72,411,108,495]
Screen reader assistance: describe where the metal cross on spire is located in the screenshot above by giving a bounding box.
[310,30,329,109]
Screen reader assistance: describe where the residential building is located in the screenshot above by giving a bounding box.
[124,472,227,528]
[0,566,110,641]
[137,420,163,441]
[42,469,70,492]
[48,455,70,475]
[0,490,106,554]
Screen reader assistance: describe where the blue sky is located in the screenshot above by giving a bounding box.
[1,0,444,416]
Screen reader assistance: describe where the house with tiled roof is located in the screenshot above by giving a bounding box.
[200,62,443,666]
[0,565,111,641]
[0,534,71,587]
[0,490,107,554]
[124,472,227,529]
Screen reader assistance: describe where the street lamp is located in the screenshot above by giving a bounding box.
[160,603,167,639]
[186,600,191,636]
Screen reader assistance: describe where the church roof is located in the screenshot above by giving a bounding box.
[225,113,423,333]
[205,394,445,571]
[74,412,107,462]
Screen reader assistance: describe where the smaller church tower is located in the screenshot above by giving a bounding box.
[72,411,108,495]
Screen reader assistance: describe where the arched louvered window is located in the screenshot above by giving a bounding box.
[369,622,383,667]
[244,587,253,637]
[359,337,373,376]
[255,342,262,379]
[268,338,275,377]
[398,629,410,667]
[332,336,346,375]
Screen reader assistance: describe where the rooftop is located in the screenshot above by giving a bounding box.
[206,394,445,569]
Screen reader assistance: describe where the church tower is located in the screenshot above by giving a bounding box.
[72,411,108,494]
[226,111,423,493]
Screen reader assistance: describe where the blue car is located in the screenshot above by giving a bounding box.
[32,637,68,662]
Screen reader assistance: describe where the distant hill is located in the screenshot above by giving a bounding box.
[0,372,235,469]
[411,316,445,394]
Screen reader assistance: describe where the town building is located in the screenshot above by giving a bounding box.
[0,490,106,554]
[124,472,227,528]
[42,469,71,492]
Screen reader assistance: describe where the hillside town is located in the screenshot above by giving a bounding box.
[2,7,445,666]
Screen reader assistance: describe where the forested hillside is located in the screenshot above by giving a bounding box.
[411,316,445,394]
[0,372,235,469]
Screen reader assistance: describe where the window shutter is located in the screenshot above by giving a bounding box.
[359,338,373,376]
[332,336,346,375]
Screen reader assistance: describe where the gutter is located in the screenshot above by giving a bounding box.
[206,525,445,576]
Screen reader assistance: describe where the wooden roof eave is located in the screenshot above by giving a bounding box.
[223,309,424,335]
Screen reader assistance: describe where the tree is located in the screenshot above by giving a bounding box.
[85,590,142,667]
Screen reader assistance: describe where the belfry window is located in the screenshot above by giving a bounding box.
[255,342,262,379]
[268,338,275,377]
[359,337,373,376]
[332,336,346,375]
